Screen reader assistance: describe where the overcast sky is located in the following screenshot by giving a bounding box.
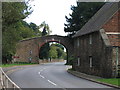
[24,0,77,36]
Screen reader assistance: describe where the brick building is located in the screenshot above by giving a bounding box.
[73,2,120,78]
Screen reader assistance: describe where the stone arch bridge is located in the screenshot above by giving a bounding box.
[15,35,74,63]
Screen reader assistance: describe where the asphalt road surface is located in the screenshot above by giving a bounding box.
[8,61,112,89]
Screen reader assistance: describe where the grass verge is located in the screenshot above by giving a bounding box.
[0,62,38,67]
[96,78,120,86]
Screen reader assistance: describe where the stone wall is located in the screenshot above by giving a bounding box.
[15,38,39,63]
[73,31,113,78]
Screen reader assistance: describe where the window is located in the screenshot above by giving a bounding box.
[89,34,92,44]
[89,56,92,68]
[30,50,32,55]
[77,57,80,66]
[77,38,80,47]
[29,57,32,63]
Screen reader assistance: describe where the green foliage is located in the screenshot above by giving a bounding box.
[54,43,64,50]
[49,45,58,59]
[29,22,41,36]
[56,48,63,59]
[17,21,35,39]
[39,43,67,60]
[62,52,67,60]
[1,62,37,67]
[2,2,33,64]
[97,78,120,86]
[54,43,66,59]
[39,21,52,36]
[39,21,52,59]
[39,43,50,60]
[56,46,66,59]
[49,44,66,59]
[66,56,76,65]
[42,27,47,36]
[64,2,105,36]
[68,68,75,71]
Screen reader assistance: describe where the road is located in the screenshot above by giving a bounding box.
[8,61,112,89]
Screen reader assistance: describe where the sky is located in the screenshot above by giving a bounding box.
[24,0,77,36]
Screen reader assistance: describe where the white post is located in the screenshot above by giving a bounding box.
[6,78,8,88]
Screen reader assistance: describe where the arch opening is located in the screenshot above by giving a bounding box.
[38,41,68,64]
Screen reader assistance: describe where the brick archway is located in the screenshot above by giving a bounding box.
[15,35,74,63]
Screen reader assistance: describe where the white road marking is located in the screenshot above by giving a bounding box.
[38,72,41,74]
[40,75,45,79]
[47,80,57,86]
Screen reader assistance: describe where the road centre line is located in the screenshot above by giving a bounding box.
[38,72,41,74]
[40,75,45,78]
[47,80,57,86]
[40,70,43,71]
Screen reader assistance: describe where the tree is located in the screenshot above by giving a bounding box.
[39,43,50,60]
[2,2,32,64]
[56,48,63,59]
[56,47,65,59]
[17,21,35,39]
[64,2,105,36]
[39,21,52,35]
[54,43,66,59]
[39,21,52,60]
[49,45,58,59]
[42,27,47,36]
[55,43,64,51]
[29,22,41,36]
[39,26,50,60]
[39,26,49,60]
[49,43,66,59]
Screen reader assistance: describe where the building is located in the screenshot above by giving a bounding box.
[72,2,120,78]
